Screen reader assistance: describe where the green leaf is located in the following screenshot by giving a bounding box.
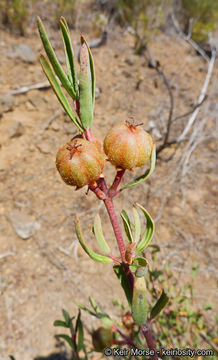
[129,257,148,276]
[191,265,200,278]
[77,302,113,326]
[59,17,79,98]
[121,210,134,243]
[77,303,96,316]
[39,55,83,132]
[133,206,141,244]
[37,17,76,99]
[121,145,156,190]
[53,320,68,328]
[75,216,113,263]
[113,264,132,307]
[62,309,71,326]
[9,356,16,360]
[135,203,154,253]
[89,297,113,327]
[75,310,84,352]
[93,214,111,254]
[55,334,75,350]
[132,276,148,326]
[79,42,93,129]
[135,266,148,278]
[89,296,100,312]
[81,35,95,110]
[150,290,169,320]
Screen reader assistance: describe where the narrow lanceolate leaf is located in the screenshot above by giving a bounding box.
[93,214,111,254]
[55,334,75,350]
[133,206,141,244]
[77,301,113,327]
[132,276,148,326]
[121,145,156,190]
[39,55,83,132]
[150,290,169,320]
[59,17,79,98]
[121,210,134,243]
[113,264,132,307]
[75,310,84,352]
[79,42,93,129]
[76,303,96,316]
[53,320,68,328]
[37,17,76,99]
[81,35,95,109]
[89,297,113,327]
[75,216,112,263]
[135,203,154,254]
[62,309,71,326]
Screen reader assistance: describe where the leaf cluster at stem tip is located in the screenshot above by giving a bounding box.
[37,16,95,133]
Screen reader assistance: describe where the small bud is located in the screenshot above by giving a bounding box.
[125,242,136,264]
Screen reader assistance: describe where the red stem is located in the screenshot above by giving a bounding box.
[84,128,94,142]
[90,177,157,356]
[108,169,125,197]
[141,321,158,360]
[103,197,126,263]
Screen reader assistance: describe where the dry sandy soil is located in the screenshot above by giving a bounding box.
[0,2,217,359]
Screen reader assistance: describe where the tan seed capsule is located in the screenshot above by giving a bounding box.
[56,138,105,189]
[103,122,153,170]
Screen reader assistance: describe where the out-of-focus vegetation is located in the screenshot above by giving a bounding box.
[0,0,77,34]
[104,0,172,54]
[0,0,217,44]
[0,0,34,35]
[180,0,218,43]
[50,0,77,28]
[100,0,218,49]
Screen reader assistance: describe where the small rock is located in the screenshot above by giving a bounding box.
[26,100,35,111]
[125,57,134,66]
[51,121,60,131]
[0,94,14,113]
[8,210,41,239]
[8,121,24,138]
[122,70,132,78]
[36,142,52,154]
[14,43,36,63]
[27,92,46,108]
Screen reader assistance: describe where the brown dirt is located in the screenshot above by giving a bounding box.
[0,3,217,360]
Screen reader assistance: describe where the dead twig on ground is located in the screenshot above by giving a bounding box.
[145,49,174,156]
[146,18,216,160]
[200,331,218,353]
[176,49,216,143]
[9,81,50,95]
[171,13,211,63]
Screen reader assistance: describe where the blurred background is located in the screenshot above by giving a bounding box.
[0,1,217,359]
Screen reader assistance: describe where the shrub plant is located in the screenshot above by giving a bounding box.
[35,17,216,359]
[180,0,218,43]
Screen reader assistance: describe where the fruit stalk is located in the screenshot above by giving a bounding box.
[108,169,125,197]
